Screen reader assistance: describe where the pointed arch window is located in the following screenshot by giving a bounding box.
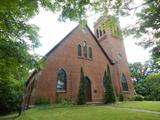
[99,27,102,37]
[120,74,128,91]
[103,65,111,91]
[103,24,106,34]
[89,47,92,59]
[83,41,87,58]
[96,29,99,38]
[56,69,67,92]
[103,72,106,90]
[77,44,82,57]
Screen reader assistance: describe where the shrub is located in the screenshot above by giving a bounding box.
[144,95,153,101]
[119,94,124,101]
[61,98,73,105]
[143,73,160,101]
[55,95,62,104]
[77,67,86,105]
[135,73,160,101]
[55,97,74,106]
[103,65,116,104]
[0,79,23,114]
[125,96,133,101]
[132,95,144,101]
[34,97,51,105]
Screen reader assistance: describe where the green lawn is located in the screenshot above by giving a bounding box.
[0,104,160,120]
[114,101,160,112]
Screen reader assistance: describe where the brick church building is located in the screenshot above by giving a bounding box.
[23,17,134,106]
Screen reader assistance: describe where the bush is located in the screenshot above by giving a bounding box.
[77,67,86,105]
[119,94,124,101]
[103,65,116,104]
[0,79,23,114]
[55,95,62,104]
[34,97,51,105]
[135,73,160,101]
[144,95,153,101]
[55,97,73,106]
[132,95,144,101]
[61,98,73,105]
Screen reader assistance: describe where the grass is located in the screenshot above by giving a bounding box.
[0,104,160,120]
[113,101,160,112]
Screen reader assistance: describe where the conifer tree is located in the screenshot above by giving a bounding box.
[77,67,86,105]
[104,65,116,104]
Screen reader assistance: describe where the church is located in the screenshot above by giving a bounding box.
[23,17,134,106]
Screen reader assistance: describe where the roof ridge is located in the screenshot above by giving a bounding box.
[45,25,79,57]
[26,24,115,86]
[85,25,115,65]
[44,24,115,65]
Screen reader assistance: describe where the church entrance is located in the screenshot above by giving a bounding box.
[85,76,92,102]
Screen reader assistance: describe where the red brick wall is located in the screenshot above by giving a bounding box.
[94,18,134,96]
[25,25,134,105]
[34,26,110,103]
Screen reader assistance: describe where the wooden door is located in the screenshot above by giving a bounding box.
[85,77,92,102]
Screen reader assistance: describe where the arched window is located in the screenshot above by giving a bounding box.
[56,69,67,92]
[99,27,102,37]
[103,72,106,89]
[77,44,82,57]
[103,24,106,34]
[103,65,111,91]
[83,41,87,58]
[96,29,99,38]
[120,74,128,91]
[89,47,92,59]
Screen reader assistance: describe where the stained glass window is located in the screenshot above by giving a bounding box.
[56,69,67,91]
[89,47,92,59]
[120,74,128,91]
[77,44,82,57]
[83,41,87,58]
[96,29,99,38]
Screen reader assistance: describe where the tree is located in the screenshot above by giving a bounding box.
[151,45,160,72]
[103,65,116,104]
[129,62,144,82]
[0,0,122,113]
[77,67,86,105]
[45,0,159,71]
[139,73,160,100]
[126,0,159,47]
[0,0,55,114]
[129,61,156,95]
[130,62,160,100]
[0,79,23,114]
[51,0,128,22]
[125,0,160,68]
[1,0,158,114]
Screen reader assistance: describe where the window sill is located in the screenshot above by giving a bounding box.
[122,91,129,94]
[77,56,92,61]
[56,91,66,93]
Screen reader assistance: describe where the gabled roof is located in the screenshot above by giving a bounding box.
[44,24,115,65]
[85,25,115,65]
[26,24,115,87]
[45,25,79,57]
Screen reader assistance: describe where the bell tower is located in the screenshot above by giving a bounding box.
[94,16,134,95]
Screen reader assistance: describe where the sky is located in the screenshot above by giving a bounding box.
[30,7,150,64]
